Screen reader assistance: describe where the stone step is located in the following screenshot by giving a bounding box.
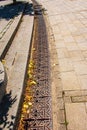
[0,2,26,60]
[0,1,34,129]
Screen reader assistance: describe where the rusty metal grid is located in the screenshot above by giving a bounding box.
[25,14,53,130]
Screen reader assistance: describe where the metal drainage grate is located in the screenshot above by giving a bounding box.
[24,12,53,130]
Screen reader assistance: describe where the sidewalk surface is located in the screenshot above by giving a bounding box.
[36,0,87,130]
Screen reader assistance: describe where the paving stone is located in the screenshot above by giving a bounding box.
[73,61,87,75]
[65,42,79,51]
[83,33,87,39]
[64,96,71,103]
[64,90,84,97]
[56,48,70,59]
[64,35,75,43]
[61,30,71,36]
[67,23,77,33]
[54,34,63,41]
[78,28,87,34]
[52,73,63,92]
[71,30,82,36]
[51,81,59,130]
[82,50,87,58]
[52,63,60,72]
[57,91,63,98]
[65,103,87,130]
[57,98,64,110]
[58,124,66,130]
[69,50,84,61]
[58,109,65,124]
[73,20,84,28]
[61,71,81,90]
[58,23,69,32]
[79,75,87,89]
[59,58,73,72]
[74,35,86,43]
[53,26,61,35]
[85,103,87,113]
[55,41,65,48]
[78,42,87,51]
[71,95,87,103]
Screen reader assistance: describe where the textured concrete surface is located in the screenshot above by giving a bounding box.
[0,0,25,39]
[65,103,87,130]
[36,0,87,130]
[0,2,25,59]
[0,0,34,129]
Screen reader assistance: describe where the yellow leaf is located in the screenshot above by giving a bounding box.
[1,59,6,65]
[29,80,37,86]
[28,102,32,106]
[27,73,33,79]
[21,114,25,118]
[29,64,33,68]
[28,70,34,75]
[25,95,32,100]
[32,48,36,51]
[23,104,28,109]
[27,110,30,114]
[22,108,26,113]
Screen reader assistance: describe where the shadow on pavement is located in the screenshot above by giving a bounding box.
[0,1,34,20]
[0,90,17,129]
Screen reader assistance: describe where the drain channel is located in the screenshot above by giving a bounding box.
[18,3,53,130]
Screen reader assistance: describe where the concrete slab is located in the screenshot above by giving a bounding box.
[59,58,73,72]
[56,48,70,59]
[61,71,81,90]
[65,42,79,51]
[65,103,87,130]
[78,75,87,89]
[55,41,65,48]
[73,61,87,75]
[69,50,84,61]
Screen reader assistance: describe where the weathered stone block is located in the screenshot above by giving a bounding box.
[65,103,87,130]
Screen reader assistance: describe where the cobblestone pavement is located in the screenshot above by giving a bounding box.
[36,0,87,130]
